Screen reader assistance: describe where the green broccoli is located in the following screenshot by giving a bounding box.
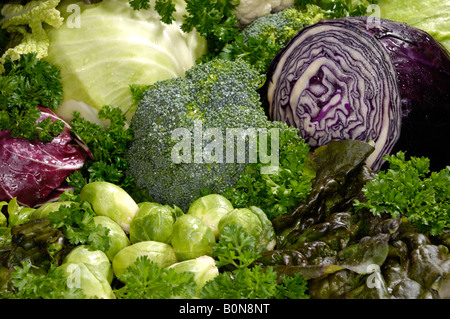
[126,58,272,211]
[218,5,326,73]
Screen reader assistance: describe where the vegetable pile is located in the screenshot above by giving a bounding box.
[1,0,450,300]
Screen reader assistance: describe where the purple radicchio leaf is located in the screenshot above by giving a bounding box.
[0,107,89,207]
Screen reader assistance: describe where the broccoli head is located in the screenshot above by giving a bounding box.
[219,5,326,73]
[126,58,272,211]
[240,5,325,43]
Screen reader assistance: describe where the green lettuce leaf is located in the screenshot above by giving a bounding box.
[379,0,450,51]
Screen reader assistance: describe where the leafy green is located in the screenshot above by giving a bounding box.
[200,265,309,299]
[154,0,177,24]
[0,0,63,70]
[114,255,197,299]
[48,200,110,252]
[354,152,450,236]
[272,140,375,247]
[0,14,10,60]
[275,273,310,299]
[379,0,450,51]
[66,105,148,201]
[222,122,314,219]
[214,224,260,269]
[129,0,176,24]
[181,0,240,56]
[219,6,325,73]
[129,0,240,57]
[0,218,66,271]
[1,260,85,299]
[204,220,309,299]
[294,0,377,18]
[0,52,64,142]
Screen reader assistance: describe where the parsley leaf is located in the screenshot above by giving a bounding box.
[0,53,63,110]
[275,272,310,299]
[114,256,197,299]
[67,105,149,201]
[222,124,314,219]
[213,224,260,269]
[206,222,310,299]
[129,0,152,10]
[200,265,309,299]
[0,53,64,142]
[48,201,110,251]
[154,0,176,24]
[200,265,278,299]
[128,0,241,57]
[181,0,240,55]
[2,260,85,299]
[70,105,132,163]
[354,151,450,236]
[294,0,375,18]
[129,0,176,24]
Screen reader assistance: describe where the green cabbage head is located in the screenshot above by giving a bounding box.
[44,0,207,117]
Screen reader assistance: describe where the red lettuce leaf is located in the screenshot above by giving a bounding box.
[0,107,89,207]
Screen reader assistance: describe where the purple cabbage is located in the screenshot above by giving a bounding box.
[265,16,450,171]
[0,107,89,207]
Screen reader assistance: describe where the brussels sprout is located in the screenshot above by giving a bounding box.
[187,194,234,239]
[59,262,116,299]
[171,214,215,261]
[218,206,276,253]
[93,215,130,260]
[167,255,219,293]
[129,202,183,244]
[29,201,74,220]
[112,240,177,278]
[64,245,114,284]
[80,181,139,233]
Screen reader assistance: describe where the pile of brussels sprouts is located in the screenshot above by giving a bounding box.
[40,181,276,298]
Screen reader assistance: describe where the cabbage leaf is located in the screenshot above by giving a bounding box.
[0,0,64,73]
[45,0,207,114]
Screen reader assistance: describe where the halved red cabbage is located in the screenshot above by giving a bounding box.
[0,107,89,207]
[265,17,450,171]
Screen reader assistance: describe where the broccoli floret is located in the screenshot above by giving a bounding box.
[241,5,324,42]
[219,5,325,73]
[126,58,272,211]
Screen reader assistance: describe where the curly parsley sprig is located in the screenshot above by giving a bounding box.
[114,256,197,299]
[222,123,314,219]
[0,53,64,142]
[204,222,310,299]
[49,200,110,251]
[213,224,260,269]
[129,0,240,56]
[1,260,85,299]
[66,105,150,202]
[354,152,450,236]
